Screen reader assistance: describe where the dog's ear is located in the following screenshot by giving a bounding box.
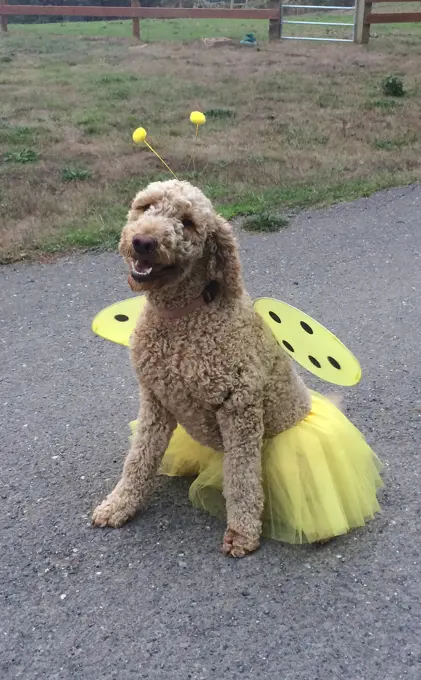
[206,216,243,298]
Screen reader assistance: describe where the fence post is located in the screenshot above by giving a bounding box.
[1,0,8,34]
[355,0,372,44]
[132,0,140,40]
[268,1,281,41]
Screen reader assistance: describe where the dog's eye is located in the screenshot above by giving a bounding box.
[182,217,194,229]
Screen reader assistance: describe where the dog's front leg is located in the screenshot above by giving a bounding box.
[217,403,264,558]
[92,391,176,528]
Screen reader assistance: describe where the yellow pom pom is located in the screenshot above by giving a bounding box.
[190,111,206,126]
[132,127,147,144]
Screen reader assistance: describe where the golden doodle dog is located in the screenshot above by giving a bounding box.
[92,180,382,557]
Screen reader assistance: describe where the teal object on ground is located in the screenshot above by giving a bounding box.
[240,32,257,46]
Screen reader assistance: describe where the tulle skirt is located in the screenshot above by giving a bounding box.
[130,392,383,544]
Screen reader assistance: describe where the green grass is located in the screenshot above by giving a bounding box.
[29,172,404,259]
[13,10,421,42]
[1,17,421,261]
[36,170,415,258]
[212,172,414,220]
[16,18,271,42]
[40,207,128,254]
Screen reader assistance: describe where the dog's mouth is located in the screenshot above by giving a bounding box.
[130,258,176,283]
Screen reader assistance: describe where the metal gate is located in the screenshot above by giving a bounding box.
[280,3,357,42]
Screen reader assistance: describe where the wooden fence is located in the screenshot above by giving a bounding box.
[358,0,421,43]
[1,0,420,43]
[0,2,282,40]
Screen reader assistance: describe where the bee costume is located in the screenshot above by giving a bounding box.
[92,295,383,544]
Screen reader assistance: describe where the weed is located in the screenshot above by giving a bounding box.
[373,135,416,150]
[76,113,110,135]
[243,213,289,233]
[106,87,131,101]
[3,149,39,163]
[61,167,92,182]
[381,75,405,97]
[367,98,398,111]
[374,139,400,151]
[0,125,37,145]
[205,108,236,119]
[97,74,138,84]
[317,92,339,109]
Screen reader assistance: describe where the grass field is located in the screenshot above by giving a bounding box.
[1,15,421,262]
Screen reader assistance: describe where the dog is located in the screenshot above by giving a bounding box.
[92,180,342,557]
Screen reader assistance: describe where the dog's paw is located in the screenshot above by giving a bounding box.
[92,494,134,528]
[222,528,260,558]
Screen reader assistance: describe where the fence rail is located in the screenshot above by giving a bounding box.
[0,4,279,18]
[0,2,281,39]
[360,0,421,43]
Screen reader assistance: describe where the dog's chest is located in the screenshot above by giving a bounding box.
[131,323,234,409]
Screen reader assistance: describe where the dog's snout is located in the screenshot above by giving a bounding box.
[132,235,158,255]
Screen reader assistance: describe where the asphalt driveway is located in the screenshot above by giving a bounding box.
[1,185,420,679]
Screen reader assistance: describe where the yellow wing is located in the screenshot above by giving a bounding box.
[91,295,361,386]
[254,298,361,386]
[91,296,146,347]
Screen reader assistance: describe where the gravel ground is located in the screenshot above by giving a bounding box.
[1,185,420,680]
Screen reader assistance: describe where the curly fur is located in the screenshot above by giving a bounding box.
[93,180,311,557]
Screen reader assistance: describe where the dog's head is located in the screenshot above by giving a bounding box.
[119,180,243,297]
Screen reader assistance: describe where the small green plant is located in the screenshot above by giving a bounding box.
[368,98,398,111]
[0,125,36,145]
[3,149,39,163]
[61,167,91,182]
[106,87,131,101]
[76,113,109,135]
[381,75,405,98]
[374,139,396,151]
[243,213,289,233]
[0,55,13,64]
[373,134,414,151]
[205,108,236,119]
[317,92,339,109]
[97,74,138,85]
[286,127,328,149]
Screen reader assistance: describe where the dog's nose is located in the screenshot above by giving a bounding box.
[132,235,158,255]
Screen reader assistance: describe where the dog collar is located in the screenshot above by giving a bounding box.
[148,281,219,320]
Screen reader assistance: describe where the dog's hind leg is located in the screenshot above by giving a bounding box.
[92,391,176,528]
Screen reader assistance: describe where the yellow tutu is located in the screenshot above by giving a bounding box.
[130,392,383,544]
